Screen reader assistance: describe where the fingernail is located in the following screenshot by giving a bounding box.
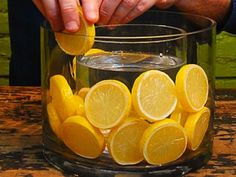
[65,21,79,32]
[88,12,98,22]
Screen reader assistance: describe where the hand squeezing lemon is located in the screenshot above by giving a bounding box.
[55,6,95,55]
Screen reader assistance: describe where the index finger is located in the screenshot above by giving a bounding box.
[58,0,80,32]
[81,0,102,23]
[33,0,64,32]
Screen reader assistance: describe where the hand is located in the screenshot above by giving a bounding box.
[32,0,101,32]
[155,0,176,9]
[32,0,178,32]
[97,0,177,25]
[98,0,159,25]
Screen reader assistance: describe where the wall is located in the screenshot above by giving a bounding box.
[0,0,10,85]
[215,32,236,88]
[0,1,236,88]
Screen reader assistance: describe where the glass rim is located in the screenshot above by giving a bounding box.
[94,10,216,40]
[41,10,216,39]
[94,24,187,44]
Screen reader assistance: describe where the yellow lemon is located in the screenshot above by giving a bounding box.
[140,119,187,165]
[55,7,95,55]
[85,80,131,129]
[170,104,188,127]
[132,70,177,122]
[107,117,149,165]
[75,87,90,100]
[84,48,106,56]
[50,75,77,122]
[47,102,62,138]
[61,115,105,159]
[176,64,208,112]
[119,52,151,64]
[128,107,140,117]
[73,95,85,116]
[184,107,210,151]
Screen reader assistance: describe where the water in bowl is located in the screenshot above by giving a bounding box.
[76,51,185,90]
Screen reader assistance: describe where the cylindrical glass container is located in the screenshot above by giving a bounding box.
[41,11,216,177]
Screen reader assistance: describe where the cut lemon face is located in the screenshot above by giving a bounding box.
[184,107,210,151]
[176,64,208,112]
[50,75,77,122]
[132,70,177,122]
[55,7,95,55]
[61,115,105,159]
[107,117,149,165]
[85,80,131,129]
[119,52,151,64]
[140,119,187,165]
[47,102,62,138]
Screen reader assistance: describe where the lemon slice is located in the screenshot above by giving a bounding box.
[170,104,188,127]
[73,95,85,116]
[50,75,77,121]
[84,48,106,56]
[61,115,105,159]
[47,102,62,138]
[107,117,149,165]
[85,80,131,129]
[176,64,209,112]
[75,87,90,100]
[140,119,187,165]
[120,52,151,64]
[132,70,177,122]
[55,7,95,55]
[184,107,210,151]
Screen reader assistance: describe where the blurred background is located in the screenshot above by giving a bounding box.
[0,1,236,89]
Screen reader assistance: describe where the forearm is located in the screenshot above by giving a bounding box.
[174,0,232,23]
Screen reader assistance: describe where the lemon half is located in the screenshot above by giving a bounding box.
[61,115,105,159]
[140,119,187,165]
[132,70,177,122]
[107,117,149,165]
[55,7,95,55]
[176,64,208,112]
[85,80,131,129]
[184,107,210,151]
